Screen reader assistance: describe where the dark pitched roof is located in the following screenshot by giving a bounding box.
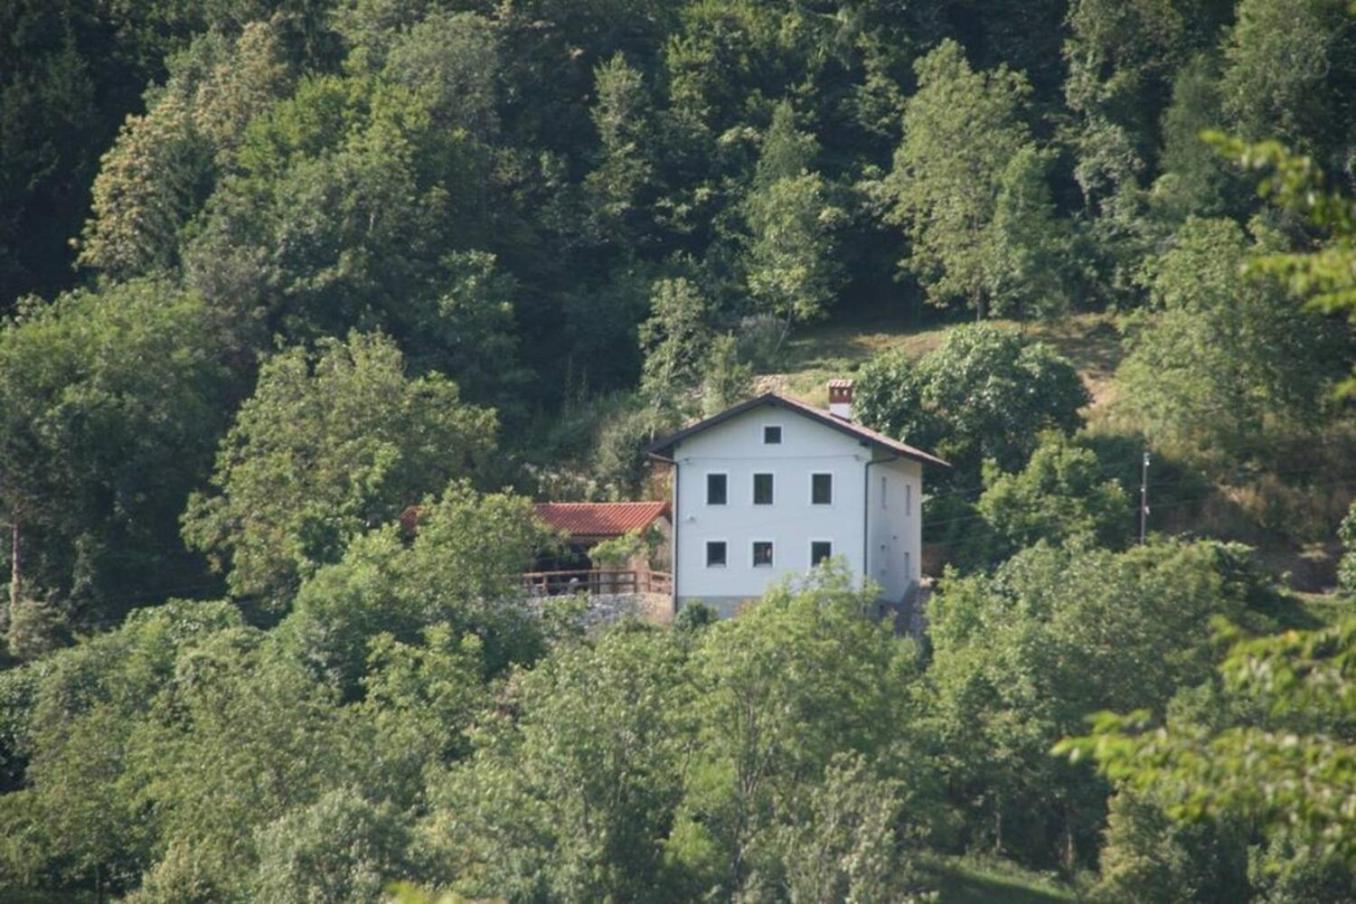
[647,392,949,468]
[533,501,670,538]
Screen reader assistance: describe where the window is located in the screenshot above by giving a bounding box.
[811,541,833,566]
[752,541,774,567]
[706,473,727,505]
[763,425,782,444]
[880,475,888,508]
[706,541,727,567]
[905,483,912,516]
[753,472,774,505]
[811,472,833,505]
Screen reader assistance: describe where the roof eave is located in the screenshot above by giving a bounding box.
[647,392,949,468]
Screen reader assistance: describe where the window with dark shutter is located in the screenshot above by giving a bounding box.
[753,473,774,505]
[811,473,832,505]
[707,473,727,505]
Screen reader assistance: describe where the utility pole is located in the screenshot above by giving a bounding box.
[1139,451,1150,545]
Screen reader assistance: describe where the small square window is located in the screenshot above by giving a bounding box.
[752,541,774,567]
[707,473,727,505]
[753,473,774,505]
[763,425,782,444]
[811,541,833,566]
[706,541,727,567]
[811,473,833,505]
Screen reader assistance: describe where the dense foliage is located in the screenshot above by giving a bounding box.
[3,0,1356,900]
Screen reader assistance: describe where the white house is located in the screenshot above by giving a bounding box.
[648,381,948,618]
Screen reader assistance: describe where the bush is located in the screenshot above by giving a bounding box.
[855,325,1087,488]
[674,601,717,632]
[974,432,1133,566]
[1339,503,1356,597]
[252,788,412,904]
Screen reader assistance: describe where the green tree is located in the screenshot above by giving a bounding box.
[638,276,713,407]
[1219,0,1356,156]
[76,21,293,280]
[0,280,233,629]
[584,53,659,249]
[852,347,930,444]
[1339,503,1356,597]
[700,333,753,416]
[283,480,551,696]
[0,601,244,896]
[1094,790,1250,903]
[381,10,501,138]
[1209,136,1356,396]
[126,625,367,894]
[855,326,1088,486]
[183,69,504,357]
[1151,53,1237,223]
[1115,217,1340,463]
[0,0,290,304]
[888,40,1062,319]
[430,624,691,902]
[984,146,1076,321]
[927,540,1259,866]
[356,625,490,807]
[182,332,496,610]
[919,325,1087,479]
[677,564,927,895]
[976,432,1133,564]
[1059,0,1230,297]
[1058,615,1356,871]
[768,752,924,903]
[744,172,845,343]
[252,788,412,903]
[743,101,845,345]
[404,250,530,414]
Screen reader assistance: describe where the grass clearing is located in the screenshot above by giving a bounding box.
[766,311,1124,411]
[924,854,1078,904]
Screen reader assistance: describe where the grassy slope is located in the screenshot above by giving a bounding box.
[926,855,1077,903]
[770,309,1356,594]
[765,309,1124,414]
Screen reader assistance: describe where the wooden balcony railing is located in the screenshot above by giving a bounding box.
[521,569,673,597]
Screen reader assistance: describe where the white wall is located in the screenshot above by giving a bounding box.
[672,406,869,609]
[864,456,922,601]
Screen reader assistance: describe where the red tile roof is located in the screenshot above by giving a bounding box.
[533,501,670,538]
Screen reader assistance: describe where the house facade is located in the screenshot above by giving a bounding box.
[649,384,947,618]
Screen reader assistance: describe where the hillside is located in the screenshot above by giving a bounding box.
[768,310,1355,591]
[2,1,1355,901]
[768,310,1123,411]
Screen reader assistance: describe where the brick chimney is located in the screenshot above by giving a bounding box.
[828,378,854,420]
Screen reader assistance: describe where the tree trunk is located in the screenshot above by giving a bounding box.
[1062,802,1077,875]
[8,519,17,623]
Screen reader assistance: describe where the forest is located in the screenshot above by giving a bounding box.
[1,0,1355,901]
